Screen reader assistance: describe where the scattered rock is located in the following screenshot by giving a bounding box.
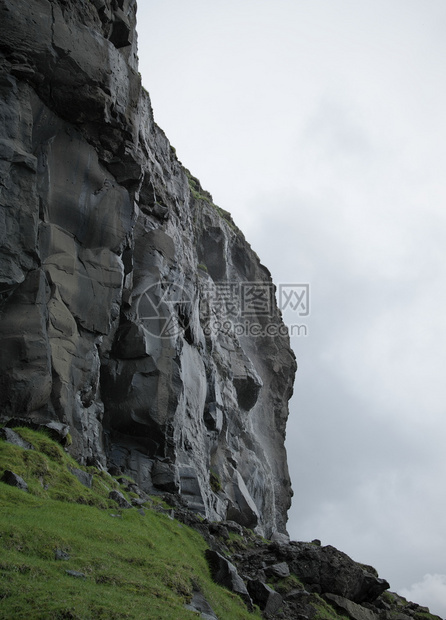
[54,549,70,561]
[247,579,283,615]
[286,542,390,603]
[109,490,132,509]
[325,593,379,620]
[65,570,86,579]
[185,590,218,620]
[0,428,34,450]
[4,419,70,447]
[1,470,28,492]
[70,468,93,489]
[205,549,253,611]
[265,562,290,579]
[271,531,290,545]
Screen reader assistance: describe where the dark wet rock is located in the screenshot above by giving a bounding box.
[0,0,296,538]
[265,562,290,579]
[151,460,179,494]
[325,594,379,620]
[247,579,283,615]
[285,542,390,604]
[205,549,253,611]
[0,469,28,491]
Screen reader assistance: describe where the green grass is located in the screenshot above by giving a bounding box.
[267,573,305,595]
[0,429,261,619]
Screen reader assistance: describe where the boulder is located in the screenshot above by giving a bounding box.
[4,418,70,446]
[205,549,252,610]
[109,490,132,509]
[287,543,390,603]
[325,593,379,620]
[247,579,283,615]
[185,590,218,620]
[265,561,290,579]
[0,428,34,451]
[70,468,93,489]
[1,470,28,492]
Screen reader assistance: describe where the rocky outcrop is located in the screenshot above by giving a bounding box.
[0,0,296,537]
[143,497,440,620]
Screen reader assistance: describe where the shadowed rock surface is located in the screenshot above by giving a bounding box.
[0,0,296,537]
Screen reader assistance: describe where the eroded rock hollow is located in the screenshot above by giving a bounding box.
[0,0,296,537]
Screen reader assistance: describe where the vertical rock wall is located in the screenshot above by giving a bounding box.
[0,0,296,536]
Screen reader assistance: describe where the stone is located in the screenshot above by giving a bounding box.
[54,549,70,561]
[247,579,283,615]
[66,570,86,579]
[205,549,253,610]
[325,593,379,620]
[271,531,291,546]
[70,468,93,489]
[4,418,71,447]
[178,464,206,514]
[0,428,34,451]
[265,561,290,579]
[1,470,28,491]
[287,543,390,604]
[151,460,179,494]
[226,470,260,529]
[109,490,132,509]
[185,590,218,620]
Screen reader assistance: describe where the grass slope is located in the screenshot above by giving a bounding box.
[0,428,260,620]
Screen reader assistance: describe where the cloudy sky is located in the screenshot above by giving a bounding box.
[136,2,446,616]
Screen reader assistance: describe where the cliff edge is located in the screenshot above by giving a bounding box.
[0,0,296,537]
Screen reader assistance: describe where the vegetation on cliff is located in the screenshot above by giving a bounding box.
[0,429,259,619]
[0,429,441,620]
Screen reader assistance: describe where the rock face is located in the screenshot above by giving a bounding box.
[0,0,296,536]
[152,505,436,620]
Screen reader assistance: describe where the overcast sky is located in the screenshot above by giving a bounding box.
[136,2,446,616]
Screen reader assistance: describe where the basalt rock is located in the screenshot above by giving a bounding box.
[284,542,391,603]
[1,469,28,491]
[0,0,296,537]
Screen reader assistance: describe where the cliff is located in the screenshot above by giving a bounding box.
[0,3,444,620]
[0,0,296,538]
